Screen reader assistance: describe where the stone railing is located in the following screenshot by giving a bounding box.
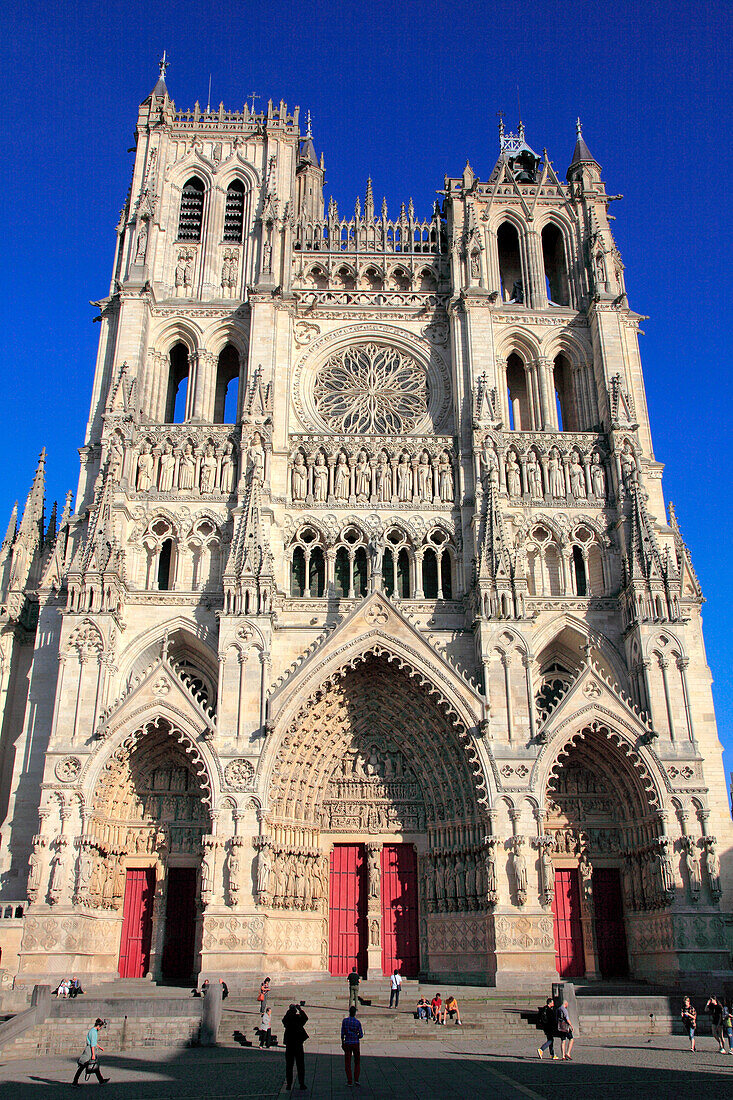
[288,434,456,509]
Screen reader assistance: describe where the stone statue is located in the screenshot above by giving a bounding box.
[48,839,67,905]
[367,845,380,900]
[481,442,499,489]
[27,836,45,903]
[134,218,148,263]
[107,438,124,482]
[158,441,175,492]
[509,279,523,304]
[249,433,265,482]
[548,448,565,497]
[438,451,454,502]
[434,857,445,902]
[334,452,350,501]
[370,919,380,946]
[256,841,271,900]
[227,841,241,906]
[656,837,675,901]
[484,840,498,903]
[620,442,636,487]
[540,843,555,907]
[417,451,432,501]
[704,839,722,901]
[569,451,586,498]
[526,450,542,497]
[470,250,480,280]
[178,441,195,490]
[353,450,369,501]
[136,443,154,492]
[681,836,701,902]
[313,453,328,502]
[397,454,413,502]
[220,441,235,494]
[376,452,392,502]
[506,452,521,498]
[200,443,217,493]
[292,452,308,501]
[512,837,528,905]
[590,453,606,498]
[200,839,215,907]
[464,855,476,905]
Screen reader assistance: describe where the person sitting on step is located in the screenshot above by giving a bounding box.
[440,995,462,1025]
[430,993,442,1022]
[416,996,431,1020]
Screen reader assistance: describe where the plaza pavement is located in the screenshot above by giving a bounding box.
[1,1033,732,1098]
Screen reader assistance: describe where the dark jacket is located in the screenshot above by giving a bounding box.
[282,1006,309,1047]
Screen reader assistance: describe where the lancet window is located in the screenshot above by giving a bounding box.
[497,221,524,303]
[213,344,240,424]
[224,180,245,243]
[289,526,326,598]
[177,177,205,242]
[542,223,571,306]
[165,343,190,423]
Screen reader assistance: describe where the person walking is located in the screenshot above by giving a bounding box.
[259,1005,272,1048]
[72,1018,110,1086]
[389,969,402,1008]
[536,997,557,1059]
[341,1005,364,1086]
[705,995,725,1053]
[220,979,229,1001]
[259,976,271,1012]
[348,966,360,1010]
[721,1002,733,1054]
[681,996,697,1052]
[282,1003,308,1090]
[556,1000,574,1060]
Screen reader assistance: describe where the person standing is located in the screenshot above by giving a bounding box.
[536,997,557,1060]
[341,1005,364,1086]
[721,1002,733,1054]
[681,996,697,1052]
[259,1005,272,1048]
[220,979,229,1001]
[72,1018,110,1086]
[282,1003,308,1091]
[556,1000,574,1060]
[705,995,725,1053]
[348,966,360,1010]
[389,969,402,1008]
[259,976,271,1012]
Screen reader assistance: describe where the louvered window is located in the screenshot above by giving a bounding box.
[177,177,204,241]
[224,180,245,242]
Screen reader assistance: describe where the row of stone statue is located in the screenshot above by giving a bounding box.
[27,834,127,910]
[290,447,455,506]
[481,442,607,501]
[131,438,238,495]
[252,841,327,911]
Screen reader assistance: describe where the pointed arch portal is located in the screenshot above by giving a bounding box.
[265,652,489,977]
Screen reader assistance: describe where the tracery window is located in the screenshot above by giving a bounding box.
[313,344,429,434]
[535,661,573,721]
[334,526,369,598]
[178,177,205,242]
[289,526,325,597]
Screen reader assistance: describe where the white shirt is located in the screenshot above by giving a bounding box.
[390,973,402,989]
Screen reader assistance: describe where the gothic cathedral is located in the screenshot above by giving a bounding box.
[0,62,730,989]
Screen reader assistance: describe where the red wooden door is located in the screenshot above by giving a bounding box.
[161,867,198,982]
[552,868,585,978]
[118,868,155,978]
[592,867,628,978]
[381,844,419,977]
[329,844,367,976]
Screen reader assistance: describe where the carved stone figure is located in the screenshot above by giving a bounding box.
[178,441,195,489]
[370,918,380,946]
[334,452,350,500]
[200,443,217,493]
[481,442,499,488]
[27,835,45,903]
[291,452,308,501]
[256,841,272,900]
[48,840,67,905]
[227,840,241,906]
[136,443,154,492]
[438,451,454,502]
[367,843,380,899]
[569,451,586,498]
[484,839,498,904]
[158,442,175,491]
[704,838,722,901]
[397,454,412,501]
[512,836,528,905]
[590,453,606,498]
[506,452,521,498]
[656,836,676,902]
[539,842,555,907]
[548,449,565,497]
[417,451,432,501]
[526,450,542,497]
[376,452,392,501]
[200,837,216,907]
[620,442,636,487]
[249,433,265,482]
[220,441,235,494]
[313,453,328,502]
[354,450,371,501]
[108,438,124,482]
[681,836,701,902]
[134,218,148,263]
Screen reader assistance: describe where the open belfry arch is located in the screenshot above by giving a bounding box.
[0,63,729,987]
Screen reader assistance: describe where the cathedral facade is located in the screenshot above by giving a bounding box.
[0,63,730,989]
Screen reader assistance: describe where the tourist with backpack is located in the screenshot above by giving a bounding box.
[536,997,557,1059]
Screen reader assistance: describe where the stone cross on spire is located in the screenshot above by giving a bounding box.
[159,50,169,79]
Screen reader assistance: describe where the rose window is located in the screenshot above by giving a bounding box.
[313,344,429,434]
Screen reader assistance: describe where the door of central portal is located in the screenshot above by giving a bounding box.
[552,868,585,978]
[592,867,628,978]
[329,844,367,975]
[381,844,419,977]
[161,867,198,982]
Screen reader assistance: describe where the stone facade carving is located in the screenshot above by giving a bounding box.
[224,758,255,789]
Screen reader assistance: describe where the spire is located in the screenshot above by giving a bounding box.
[567,117,600,180]
[17,449,46,548]
[1,503,17,553]
[365,177,374,219]
[146,51,170,102]
[44,500,58,549]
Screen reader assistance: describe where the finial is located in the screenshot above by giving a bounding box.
[497,111,505,143]
[306,110,312,139]
[518,119,525,141]
[576,117,582,138]
[159,50,169,79]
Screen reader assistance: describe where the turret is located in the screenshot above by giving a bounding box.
[296,111,325,221]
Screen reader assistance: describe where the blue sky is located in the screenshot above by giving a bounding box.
[0,1,731,771]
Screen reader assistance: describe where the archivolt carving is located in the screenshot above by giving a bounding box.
[267,654,486,828]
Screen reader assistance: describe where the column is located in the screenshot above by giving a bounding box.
[501,653,514,741]
[658,657,676,741]
[676,658,696,743]
[522,653,537,741]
